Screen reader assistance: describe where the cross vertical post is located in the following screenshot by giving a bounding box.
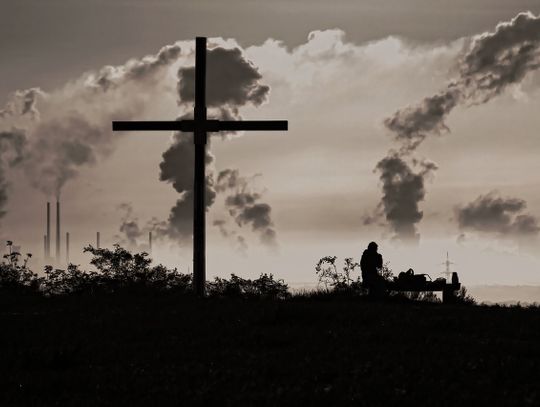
[193,37,207,297]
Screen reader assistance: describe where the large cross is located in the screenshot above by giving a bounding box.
[112,37,288,296]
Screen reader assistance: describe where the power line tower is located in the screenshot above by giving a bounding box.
[441,252,455,280]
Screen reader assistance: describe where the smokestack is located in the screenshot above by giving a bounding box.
[149,231,152,254]
[46,202,50,259]
[43,235,47,259]
[66,232,70,264]
[96,232,100,249]
[56,200,60,263]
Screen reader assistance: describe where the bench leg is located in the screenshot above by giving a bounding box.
[442,288,456,304]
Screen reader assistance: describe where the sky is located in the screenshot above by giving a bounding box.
[2,0,540,291]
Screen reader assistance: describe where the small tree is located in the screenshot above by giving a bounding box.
[315,256,362,291]
[315,256,339,290]
[455,286,476,305]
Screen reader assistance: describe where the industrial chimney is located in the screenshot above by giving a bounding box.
[46,202,51,259]
[96,232,100,249]
[56,200,61,263]
[66,232,70,264]
[149,231,152,254]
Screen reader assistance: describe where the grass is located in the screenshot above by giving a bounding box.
[0,292,539,406]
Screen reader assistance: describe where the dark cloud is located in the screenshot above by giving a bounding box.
[23,116,105,197]
[178,47,269,108]
[455,192,540,237]
[383,88,460,152]
[376,12,540,241]
[159,45,271,243]
[375,153,437,243]
[385,12,540,153]
[0,129,27,218]
[217,169,277,247]
[459,11,540,102]
[0,42,183,202]
[158,130,216,241]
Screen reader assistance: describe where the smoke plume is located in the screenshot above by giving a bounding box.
[216,169,277,247]
[455,192,540,237]
[386,12,540,152]
[159,45,271,242]
[213,218,248,253]
[376,12,540,241]
[0,43,182,202]
[375,154,437,243]
[0,130,26,218]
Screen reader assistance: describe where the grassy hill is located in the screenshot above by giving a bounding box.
[1,293,539,406]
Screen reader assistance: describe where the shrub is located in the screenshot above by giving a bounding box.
[455,286,476,305]
[315,256,363,292]
[0,262,41,294]
[207,273,289,299]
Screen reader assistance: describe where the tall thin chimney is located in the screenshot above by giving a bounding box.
[149,231,152,254]
[66,232,70,264]
[46,202,51,258]
[97,232,100,249]
[43,235,47,259]
[56,200,60,263]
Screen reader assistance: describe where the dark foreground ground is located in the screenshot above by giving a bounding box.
[1,294,539,406]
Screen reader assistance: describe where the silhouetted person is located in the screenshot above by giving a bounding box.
[361,241,385,296]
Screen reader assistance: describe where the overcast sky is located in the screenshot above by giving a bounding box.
[2,0,540,288]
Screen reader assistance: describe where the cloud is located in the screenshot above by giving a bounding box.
[455,191,540,237]
[114,203,158,252]
[0,129,26,219]
[375,153,437,243]
[385,12,540,153]
[0,43,183,200]
[178,47,269,108]
[216,169,277,247]
[0,88,43,120]
[158,45,271,243]
[213,218,248,254]
[376,12,540,242]
[383,88,461,152]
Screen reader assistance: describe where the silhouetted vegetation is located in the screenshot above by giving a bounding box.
[1,244,539,405]
[1,243,289,300]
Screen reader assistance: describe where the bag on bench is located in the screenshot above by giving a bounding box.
[397,268,428,287]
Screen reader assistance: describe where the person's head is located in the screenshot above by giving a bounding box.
[367,241,378,252]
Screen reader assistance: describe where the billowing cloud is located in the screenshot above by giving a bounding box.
[0,88,43,120]
[386,12,540,153]
[383,88,461,152]
[0,129,26,218]
[158,45,271,243]
[375,153,437,243]
[178,47,269,108]
[216,169,277,247]
[114,203,159,252]
[0,43,183,203]
[376,12,540,242]
[456,192,540,237]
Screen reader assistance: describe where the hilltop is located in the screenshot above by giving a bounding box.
[1,293,539,406]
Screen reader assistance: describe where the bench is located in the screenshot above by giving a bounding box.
[386,279,461,304]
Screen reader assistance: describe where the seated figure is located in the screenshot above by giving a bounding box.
[360,241,385,295]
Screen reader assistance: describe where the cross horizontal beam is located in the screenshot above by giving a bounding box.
[112,120,288,132]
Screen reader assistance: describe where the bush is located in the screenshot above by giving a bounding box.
[455,286,476,305]
[0,262,41,294]
[207,273,290,299]
[40,245,193,296]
